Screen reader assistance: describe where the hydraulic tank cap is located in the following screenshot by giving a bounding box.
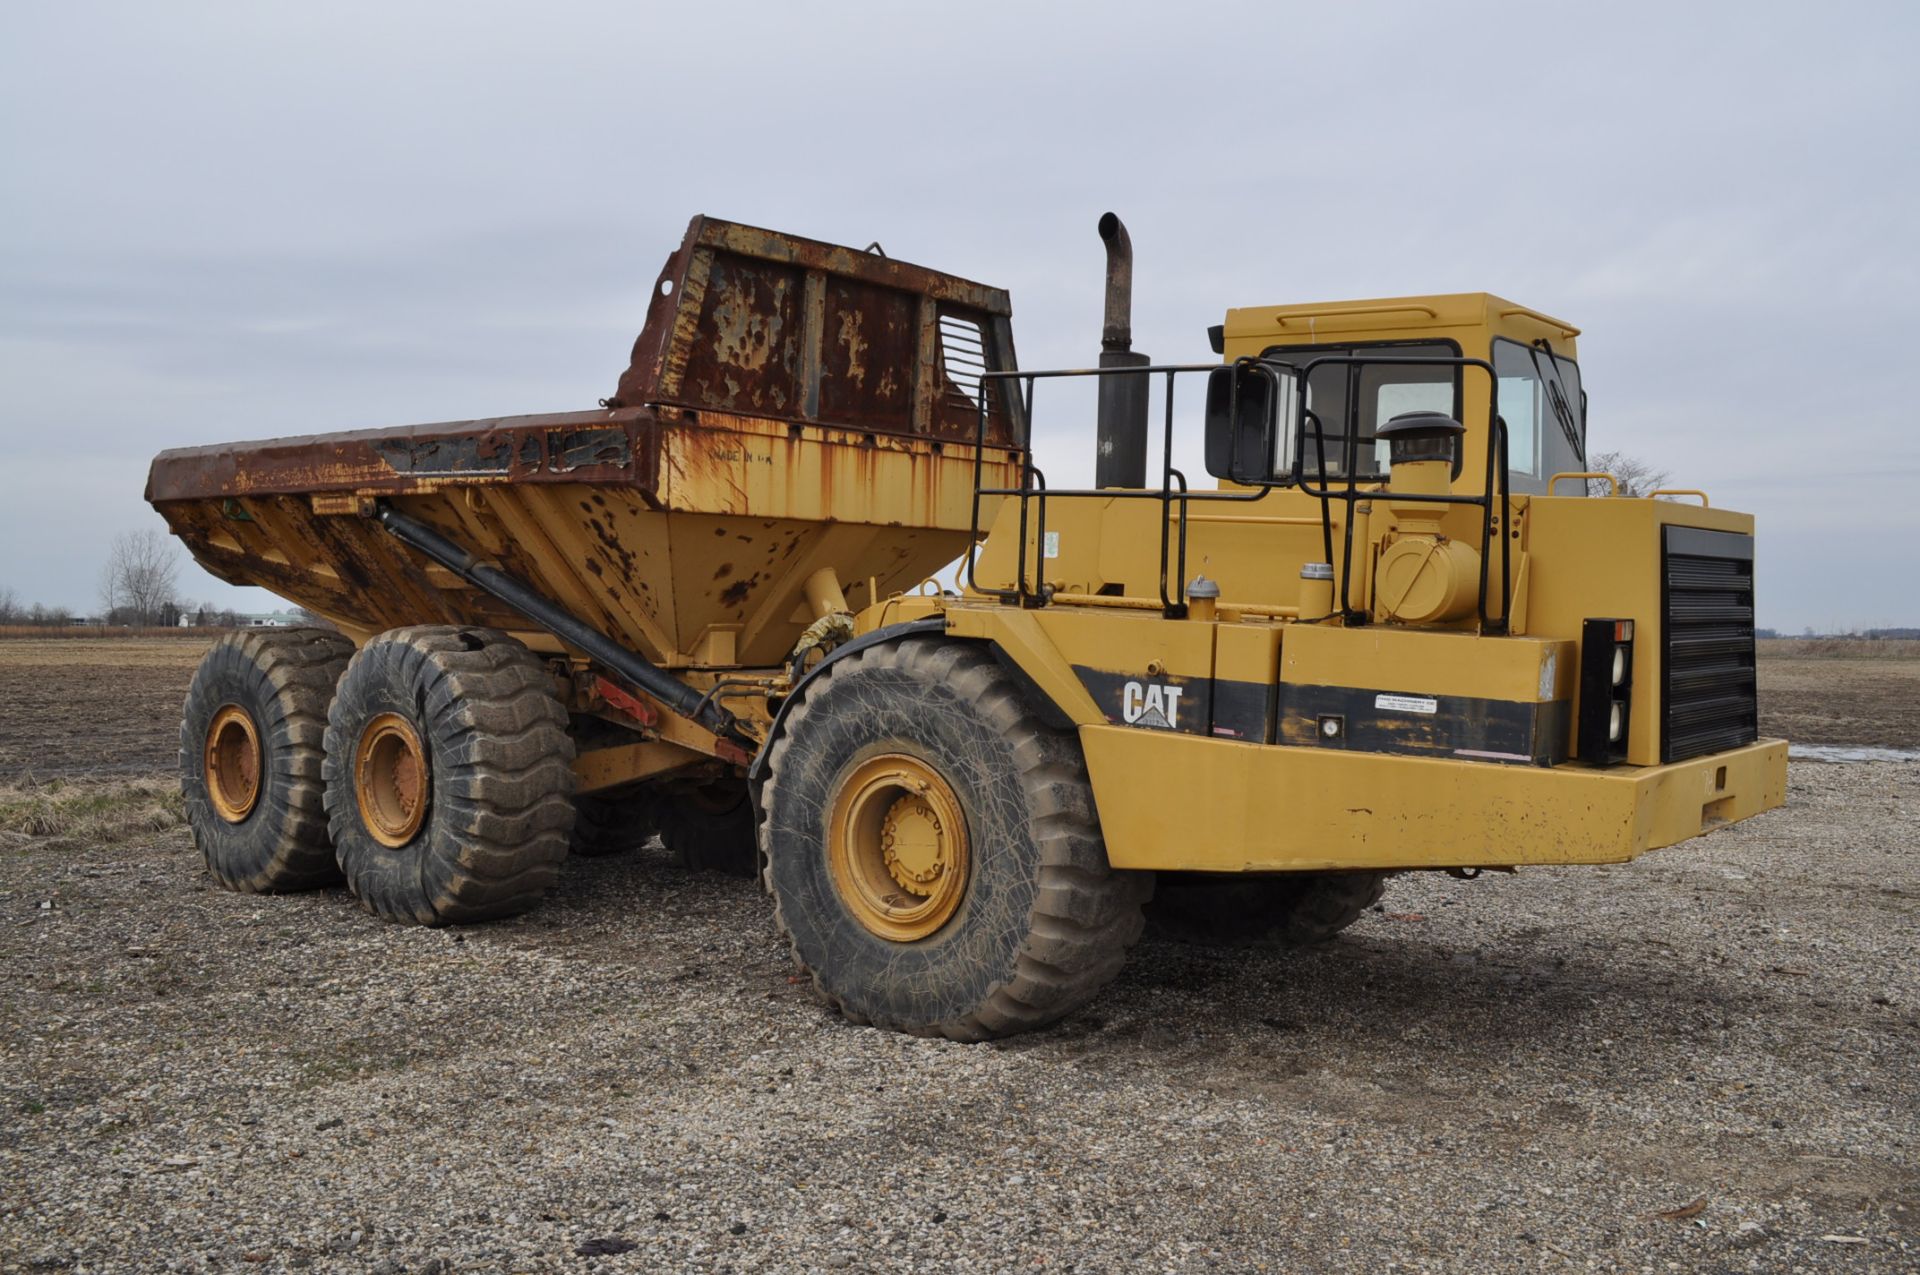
[1299,561,1335,620]
[1185,575,1220,623]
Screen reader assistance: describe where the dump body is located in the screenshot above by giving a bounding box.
[147,216,1023,666]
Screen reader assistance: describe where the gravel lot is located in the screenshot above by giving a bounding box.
[0,647,1915,1272]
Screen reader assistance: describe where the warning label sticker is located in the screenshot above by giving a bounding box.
[1374,693,1438,715]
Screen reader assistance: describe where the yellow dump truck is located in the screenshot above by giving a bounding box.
[146,213,1786,1039]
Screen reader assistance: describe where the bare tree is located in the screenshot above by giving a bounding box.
[0,586,19,624]
[1587,449,1672,498]
[102,530,182,627]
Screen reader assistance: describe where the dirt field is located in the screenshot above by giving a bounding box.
[0,639,211,779]
[0,639,1914,1272]
[1756,647,1920,751]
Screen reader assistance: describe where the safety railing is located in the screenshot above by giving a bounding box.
[963,363,1280,617]
[962,354,1512,633]
[1286,354,1511,633]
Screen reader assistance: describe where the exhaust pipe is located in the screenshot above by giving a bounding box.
[1095,212,1151,489]
[1099,212,1135,353]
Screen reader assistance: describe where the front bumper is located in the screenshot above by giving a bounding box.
[1081,729,1789,872]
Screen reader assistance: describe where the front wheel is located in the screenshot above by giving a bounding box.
[757,638,1152,1040]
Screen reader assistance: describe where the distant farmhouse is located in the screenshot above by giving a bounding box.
[174,610,300,629]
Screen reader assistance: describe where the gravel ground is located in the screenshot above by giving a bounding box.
[1,757,1914,1274]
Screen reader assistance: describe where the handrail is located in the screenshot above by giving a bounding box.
[1550,470,1615,496]
[1273,303,1439,325]
[1649,488,1709,506]
[1285,354,1509,633]
[1497,306,1581,338]
[965,353,1511,634]
[965,362,1276,617]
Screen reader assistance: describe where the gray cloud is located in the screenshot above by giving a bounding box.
[3,1,1915,630]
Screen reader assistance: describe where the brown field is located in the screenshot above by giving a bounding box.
[1757,644,1920,751]
[0,626,232,640]
[0,638,212,779]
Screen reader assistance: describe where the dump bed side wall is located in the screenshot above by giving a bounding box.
[152,409,1017,666]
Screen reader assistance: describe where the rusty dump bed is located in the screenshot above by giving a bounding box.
[147,217,1023,668]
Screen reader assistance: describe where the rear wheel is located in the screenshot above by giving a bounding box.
[180,628,354,892]
[758,638,1151,1040]
[657,777,757,876]
[571,787,658,857]
[322,626,575,925]
[1146,872,1389,947]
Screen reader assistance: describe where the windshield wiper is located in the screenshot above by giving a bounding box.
[1528,338,1585,467]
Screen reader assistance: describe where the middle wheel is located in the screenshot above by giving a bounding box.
[322,626,576,925]
[656,777,758,877]
[758,637,1152,1040]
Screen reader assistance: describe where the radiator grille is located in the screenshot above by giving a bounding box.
[1662,526,1758,762]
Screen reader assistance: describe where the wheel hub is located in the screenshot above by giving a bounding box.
[355,712,430,848]
[828,754,970,942]
[881,795,948,890]
[204,704,262,823]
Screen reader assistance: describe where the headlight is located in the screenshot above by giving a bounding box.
[1580,617,1636,767]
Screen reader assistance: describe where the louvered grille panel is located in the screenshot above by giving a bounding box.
[1661,527,1758,762]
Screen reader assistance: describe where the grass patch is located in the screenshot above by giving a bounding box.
[0,776,184,846]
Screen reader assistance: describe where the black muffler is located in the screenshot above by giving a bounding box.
[1095,212,1151,489]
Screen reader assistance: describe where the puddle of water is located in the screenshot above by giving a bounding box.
[1788,744,1920,764]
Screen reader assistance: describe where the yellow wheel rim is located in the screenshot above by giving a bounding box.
[204,704,262,823]
[355,713,430,848]
[827,753,970,942]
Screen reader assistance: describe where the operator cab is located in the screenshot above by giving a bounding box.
[1211,293,1587,496]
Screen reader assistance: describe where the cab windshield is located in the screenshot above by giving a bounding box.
[1259,341,1460,481]
[1493,338,1585,493]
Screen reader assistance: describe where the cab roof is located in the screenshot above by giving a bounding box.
[1221,291,1579,353]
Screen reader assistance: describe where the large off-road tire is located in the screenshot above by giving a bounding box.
[1146,871,1389,947]
[571,786,657,857]
[758,638,1152,1040]
[180,628,354,893]
[322,626,575,925]
[657,777,757,876]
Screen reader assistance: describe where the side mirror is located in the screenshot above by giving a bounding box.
[1204,363,1294,483]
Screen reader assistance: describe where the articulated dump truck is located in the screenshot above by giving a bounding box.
[146,213,1786,1039]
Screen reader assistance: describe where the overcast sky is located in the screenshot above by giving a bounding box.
[3,1,1915,632]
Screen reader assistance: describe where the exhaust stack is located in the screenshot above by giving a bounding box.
[1095,212,1150,489]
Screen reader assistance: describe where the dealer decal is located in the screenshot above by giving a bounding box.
[1374,693,1438,715]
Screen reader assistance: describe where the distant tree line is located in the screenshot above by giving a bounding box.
[0,587,75,626]
[3,530,248,629]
